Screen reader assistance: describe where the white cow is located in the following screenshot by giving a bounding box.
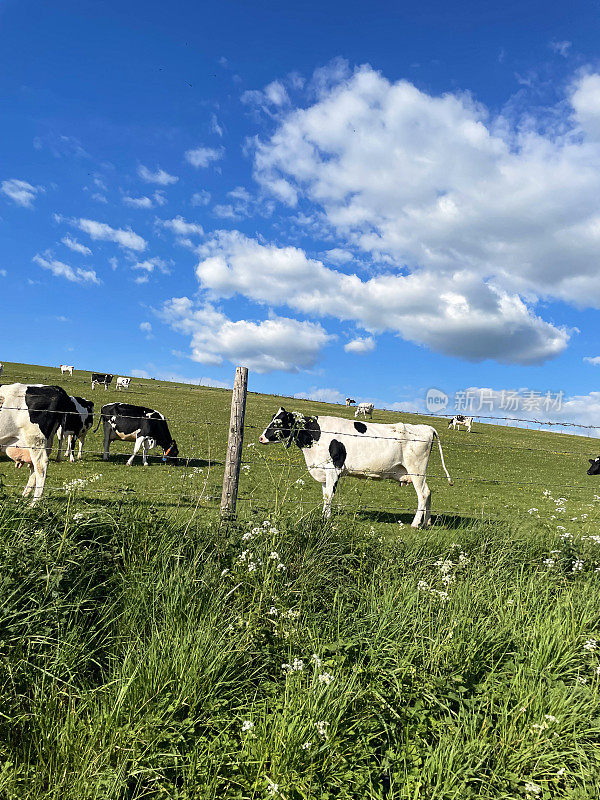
[259,408,453,528]
[116,377,131,391]
[0,383,72,501]
[60,365,74,376]
[355,402,375,419]
[448,415,473,433]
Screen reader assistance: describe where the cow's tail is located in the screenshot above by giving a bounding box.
[433,430,453,485]
[93,408,107,434]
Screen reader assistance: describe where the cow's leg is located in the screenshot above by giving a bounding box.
[141,438,150,466]
[126,436,144,466]
[22,446,49,503]
[411,477,431,528]
[322,469,341,519]
[102,425,111,461]
[22,461,36,497]
[77,432,85,460]
[67,434,76,462]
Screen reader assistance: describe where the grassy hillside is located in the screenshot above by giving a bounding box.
[0,360,598,531]
[2,362,600,798]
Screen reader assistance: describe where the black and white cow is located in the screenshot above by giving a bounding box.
[587,457,600,475]
[54,396,94,462]
[116,377,131,391]
[345,398,356,406]
[91,373,113,390]
[0,383,72,501]
[448,415,473,432]
[0,363,3,377]
[96,403,179,466]
[259,408,453,527]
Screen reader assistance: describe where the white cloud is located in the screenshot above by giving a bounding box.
[131,257,170,276]
[61,235,92,255]
[131,367,231,388]
[1,179,43,208]
[210,114,224,137]
[33,254,100,285]
[242,80,290,110]
[191,190,211,206]
[191,231,568,365]
[72,218,147,251]
[153,191,167,206]
[160,297,332,373]
[91,192,108,203]
[251,66,600,314]
[123,195,153,208]
[549,40,571,57]
[33,133,88,158]
[140,321,153,338]
[137,165,178,185]
[0,269,7,277]
[184,146,223,168]
[157,216,204,236]
[345,336,375,354]
[294,387,344,403]
[584,356,600,366]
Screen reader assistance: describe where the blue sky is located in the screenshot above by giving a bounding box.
[3,0,600,425]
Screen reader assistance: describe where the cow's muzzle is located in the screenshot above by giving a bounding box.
[259,435,268,444]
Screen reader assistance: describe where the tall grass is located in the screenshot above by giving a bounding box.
[1,499,600,799]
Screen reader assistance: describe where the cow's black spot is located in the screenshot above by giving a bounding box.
[354,421,367,433]
[25,385,73,439]
[329,439,346,469]
[296,416,321,448]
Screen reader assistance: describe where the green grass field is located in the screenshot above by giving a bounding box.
[2,361,600,798]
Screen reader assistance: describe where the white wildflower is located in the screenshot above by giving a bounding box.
[544,714,557,723]
[241,720,254,733]
[302,741,313,750]
[318,672,334,686]
[543,558,555,566]
[572,559,584,572]
[311,654,322,667]
[266,780,279,796]
[292,658,304,672]
[314,721,328,739]
[221,568,230,577]
[577,676,588,684]
[242,531,254,541]
[524,782,541,796]
[583,638,597,651]
[528,508,538,514]
[295,478,305,485]
[417,580,429,591]
[268,606,278,617]
[269,551,280,560]
[248,562,257,573]
[276,562,286,571]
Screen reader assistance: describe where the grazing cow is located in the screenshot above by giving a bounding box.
[345,398,356,406]
[0,383,72,501]
[91,373,113,390]
[54,396,94,462]
[96,402,179,466]
[60,365,74,376]
[259,408,453,527]
[116,377,131,391]
[448,415,473,433]
[588,457,600,475]
[355,402,375,419]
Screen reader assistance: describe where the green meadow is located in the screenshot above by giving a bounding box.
[1,361,600,798]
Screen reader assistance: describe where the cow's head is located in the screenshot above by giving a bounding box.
[259,408,320,449]
[588,457,600,475]
[162,440,179,463]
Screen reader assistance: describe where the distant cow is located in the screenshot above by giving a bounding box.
[0,363,3,377]
[449,415,473,432]
[96,403,179,466]
[345,398,356,406]
[259,408,453,527]
[60,365,74,376]
[588,457,600,476]
[54,396,94,462]
[355,402,375,419]
[0,383,72,501]
[116,377,131,391]
[91,373,113,390]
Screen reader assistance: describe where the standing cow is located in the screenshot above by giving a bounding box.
[116,377,131,391]
[448,415,473,432]
[54,396,94,462]
[345,398,356,406]
[96,403,179,466]
[259,408,453,527]
[91,373,113,390]
[355,402,375,419]
[0,363,3,377]
[0,383,72,501]
[60,365,74,376]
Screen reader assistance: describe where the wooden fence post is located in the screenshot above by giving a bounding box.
[220,366,248,520]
